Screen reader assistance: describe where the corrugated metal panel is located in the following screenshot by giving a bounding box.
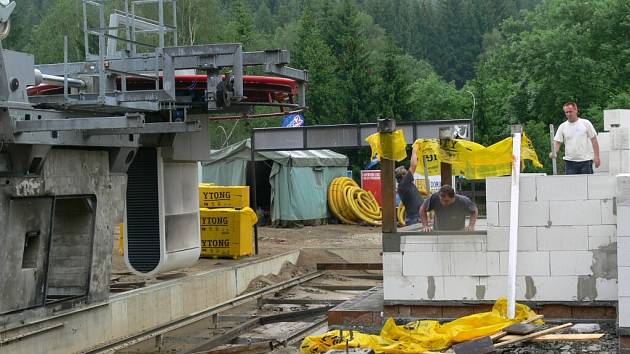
[126,148,160,273]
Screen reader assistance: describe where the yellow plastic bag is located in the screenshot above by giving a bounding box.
[300,298,542,353]
[365,130,407,162]
[413,133,543,180]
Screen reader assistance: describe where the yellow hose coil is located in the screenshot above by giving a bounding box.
[327,177,382,226]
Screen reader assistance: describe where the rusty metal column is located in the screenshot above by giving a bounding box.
[378,118,398,252]
[439,127,453,186]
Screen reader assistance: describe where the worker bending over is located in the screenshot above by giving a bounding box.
[420,185,478,232]
[394,146,424,225]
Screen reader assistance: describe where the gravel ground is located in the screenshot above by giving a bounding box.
[494,322,617,354]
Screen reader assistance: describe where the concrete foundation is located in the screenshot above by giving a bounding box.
[0,250,300,354]
[0,149,126,318]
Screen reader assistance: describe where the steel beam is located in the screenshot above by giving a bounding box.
[36,50,294,77]
[251,120,472,151]
[87,121,201,135]
[14,114,144,133]
[264,64,308,82]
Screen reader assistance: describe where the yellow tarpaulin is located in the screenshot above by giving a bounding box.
[412,134,542,180]
[365,130,408,162]
[300,298,542,354]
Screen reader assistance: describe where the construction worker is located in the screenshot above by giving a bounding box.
[552,102,601,174]
[420,185,478,231]
[395,146,423,225]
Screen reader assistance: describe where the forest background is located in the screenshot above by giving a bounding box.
[5,0,630,174]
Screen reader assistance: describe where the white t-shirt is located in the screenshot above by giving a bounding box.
[554,118,597,162]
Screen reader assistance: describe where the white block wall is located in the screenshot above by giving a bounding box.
[384,174,619,303]
[618,175,630,327]
[604,109,630,131]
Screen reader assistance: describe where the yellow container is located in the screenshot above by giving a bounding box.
[200,207,257,259]
[199,184,250,209]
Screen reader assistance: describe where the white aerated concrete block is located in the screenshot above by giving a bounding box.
[486,201,499,226]
[550,251,593,275]
[589,236,614,250]
[486,176,538,202]
[537,226,588,251]
[587,175,616,200]
[601,199,616,225]
[618,237,630,267]
[620,267,630,297]
[598,132,611,152]
[383,252,403,276]
[531,276,579,301]
[486,177,510,202]
[484,276,510,300]
[604,109,630,131]
[588,225,617,237]
[618,205,630,236]
[612,127,630,150]
[487,252,501,275]
[617,174,630,205]
[609,150,630,174]
[443,276,479,300]
[384,275,444,300]
[596,278,618,300]
[402,235,437,244]
[451,252,487,275]
[499,201,550,226]
[486,226,537,251]
[536,175,588,201]
[401,243,434,252]
[594,151,610,174]
[500,251,550,276]
[403,251,450,276]
[619,296,630,327]
[549,200,601,225]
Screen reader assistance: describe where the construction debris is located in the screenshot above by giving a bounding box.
[570,323,601,333]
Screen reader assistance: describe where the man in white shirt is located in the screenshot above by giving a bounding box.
[552,102,600,174]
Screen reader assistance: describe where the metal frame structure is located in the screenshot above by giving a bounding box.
[0,0,308,328]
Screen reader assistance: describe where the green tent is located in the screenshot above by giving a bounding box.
[202,139,349,226]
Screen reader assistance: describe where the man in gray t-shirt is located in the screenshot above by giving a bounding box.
[420,185,478,231]
[395,146,423,225]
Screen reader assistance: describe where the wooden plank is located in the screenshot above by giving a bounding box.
[498,333,604,342]
[307,284,375,291]
[494,323,573,348]
[258,298,346,305]
[316,263,382,271]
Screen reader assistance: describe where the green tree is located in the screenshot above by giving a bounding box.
[291,2,341,125]
[324,0,376,123]
[26,0,85,63]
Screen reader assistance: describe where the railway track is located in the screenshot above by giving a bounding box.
[84,269,380,354]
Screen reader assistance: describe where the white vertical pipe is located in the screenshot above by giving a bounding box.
[507,127,522,319]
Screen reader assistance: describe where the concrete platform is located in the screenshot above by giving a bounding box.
[0,250,302,354]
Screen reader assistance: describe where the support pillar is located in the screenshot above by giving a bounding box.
[378,118,398,252]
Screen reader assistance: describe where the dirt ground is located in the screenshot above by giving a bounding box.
[111,224,382,284]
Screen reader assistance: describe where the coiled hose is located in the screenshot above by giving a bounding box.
[327,177,382,226]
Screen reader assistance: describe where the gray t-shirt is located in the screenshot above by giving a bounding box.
[397,172,423,223]
[423,193,477,231]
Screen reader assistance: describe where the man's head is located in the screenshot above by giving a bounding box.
[563,102,579,122]
[395,166,407,182]
[438,185,456,206]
